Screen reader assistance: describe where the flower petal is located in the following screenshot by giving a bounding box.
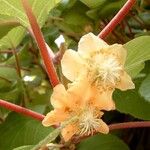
[117,71,135,91]
[42,109,68,126]
[61,123,79,142]
[67,77,92,109]
[93,88,115,111]
[51,84,68,109]
[107,44,127,65]
[96,119,109,134]
[61,49,84,81]
[78,32,108,57]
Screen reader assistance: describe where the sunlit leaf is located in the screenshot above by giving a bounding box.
[0,0,60,27]
[0,0,60,49]
[124,36,150,78]
[0,15,20,39]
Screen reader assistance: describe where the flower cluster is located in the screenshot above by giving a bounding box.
[42,33,135,141]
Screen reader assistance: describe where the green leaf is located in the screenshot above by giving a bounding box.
[98,0,126,19]
[139,74,150,102]
[86,9,99,20]
[114,80,150,120]
[0,112,53,150]
[77,134,129,150]
[0,26,25,49]
[0,0,60,27]
[0,15,20,39]
[13,145,34,150]
[0,66,18,81]
[0,88,20,102]
[124,36,150,78]
[58,2,92,33]
[139,12,150,26]
[0,0,60,49]
[80,0,107,9]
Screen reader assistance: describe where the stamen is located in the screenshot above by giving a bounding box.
[79,108,101,135]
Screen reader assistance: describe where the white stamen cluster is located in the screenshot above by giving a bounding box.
[98,56,122,86]
[79,108,101,135]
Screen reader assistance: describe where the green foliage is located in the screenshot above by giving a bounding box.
[0,15,20,39]
[124,36,150,78]
[0,0,60,27]
[139,74,150,102]
[6,44,33,67]
[114,80,150,120]
[77,134,129,150]
[80,0,107,9]
[0,0,150,149]
[0,113,53,150]
[13,145,34,150]
[0,26,25,49]
[0,0,60,49]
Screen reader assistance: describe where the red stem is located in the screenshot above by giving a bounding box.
[22,0,60,87]
[0,99,44,121]
[0,99,150,131]
[109,121,150,130]
[72,121,150,144]
[98,0,136,39]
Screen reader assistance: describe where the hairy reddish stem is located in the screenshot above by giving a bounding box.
[98,0,136,39]
[22,0,60,87]
[0,99,44,121]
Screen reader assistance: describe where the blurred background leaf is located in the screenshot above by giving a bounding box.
[77,134,129,150]
[0,113,53,150]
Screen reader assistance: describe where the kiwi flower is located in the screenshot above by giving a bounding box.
[61,33,134,91]
[42,78,114,142]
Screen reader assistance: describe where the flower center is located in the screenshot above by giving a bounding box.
[98,56,122,86]
[87,55,122,88]
[79,108,101,135]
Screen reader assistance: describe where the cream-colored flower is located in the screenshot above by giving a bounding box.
[61,32,135,91]
[42,79,114,142]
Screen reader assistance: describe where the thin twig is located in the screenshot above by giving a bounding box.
[53,43,67,65]
[128,12,145,28]
[124,20,133,36]
[0,76,12,83]
[9,43,22,78]
[98,0,136,39]
[0,50,13,54]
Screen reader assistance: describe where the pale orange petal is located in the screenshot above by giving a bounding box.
[51,84,68,109]
[61,123,79,142]
[96,119,109,134]
[117,71,135,91]
[67,78,91,109]
[61,49,85,82]
[78,32,108,57]
[93,88,115,111]
[107,44,127,65]
[42,109,68,127]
